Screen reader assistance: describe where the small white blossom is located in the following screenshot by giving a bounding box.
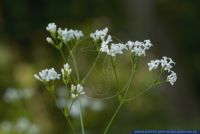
[76,84,85,95]
[61,63,72,78]
[167,71,177,85]
[90,27,108,41]
[126,40,153,56]
[102,35,112,45]
[147,57,177,86]
[59,28,84,44]
[108,43,126,56]
[147,60,160,71]
[160,56,175,72]
[46,37,54,44]
[34,68,61,82]
[126,41,135,50]
[100,43,110,54]
[70,84,85,99]
[57,28,63,38]
[100,35,112,51]
[46,23,57,33]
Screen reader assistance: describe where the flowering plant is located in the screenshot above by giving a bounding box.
[34,23,177,134]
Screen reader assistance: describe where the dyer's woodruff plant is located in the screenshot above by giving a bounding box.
[34,23,177,134]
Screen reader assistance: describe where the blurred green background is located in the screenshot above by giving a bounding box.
[0,0,200,134]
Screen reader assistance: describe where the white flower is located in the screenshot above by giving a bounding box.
[59,28,84,44]
[90,27,108,41]
[46,23,57,33]
[76,84,85,95]
[70,84,85,99]
[46,37,54,44]
[160,56,175,72]
[147,57,177,86]
[126,40,153,56]
[34,68,61,82]
[100,35,112,52]
[100,42,110,54]
[167,71,177,85]
[61,63,72,78]
[91,28,127,56]
[147,60,160,71]
[108,43,126,56]
[126,41,135,50]
[57,28,63,38]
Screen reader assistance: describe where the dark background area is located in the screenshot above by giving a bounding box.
[0,0,200,133]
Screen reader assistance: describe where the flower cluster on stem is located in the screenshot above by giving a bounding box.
[90,28,153,57]
[147,56,177,85]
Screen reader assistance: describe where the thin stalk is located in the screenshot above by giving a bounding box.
[124,84,154,102]
[59,49,67,62]
[51,93,76,134]
[71,52,80,82]
[79,100,85,134]
[68,100,75,115]
[111,57,119,90]
[65,116,76,134]
[66,44,80,82]
[103,100,124,134]
[81,52,101,84]
[124,80,168,102]
[103,54,135,134]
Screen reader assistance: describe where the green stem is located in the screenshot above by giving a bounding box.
[103,54,135,134]
[66,44,80,82]
[68,100,75,115]
[124,84,154,102]
[103,100,124,134]
[81,52,101,84]
[59,49,67,62]
[65,116,76,134]
[71,52,80,82]
[79,100,85,134]
[111,57,119,90]
[51,92,76,134]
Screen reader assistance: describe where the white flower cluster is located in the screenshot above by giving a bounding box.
[46,22,84,46]
[90,28,153,57]
[147,56,177,85]
[34,68,61,82]
[61,63,72,84]
[126,40,153,56]
[167,71,177,85]
[3,88,34,103]
[46,23,57,34]
[0,117,40,134]
[147,60,160,71]
[58,28,84,44]
[90,27,109,41]
[108,43,127,56]
[70,84,85,99]
[61,63,72,77]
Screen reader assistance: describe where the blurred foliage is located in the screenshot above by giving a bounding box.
[0,0,200,134]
